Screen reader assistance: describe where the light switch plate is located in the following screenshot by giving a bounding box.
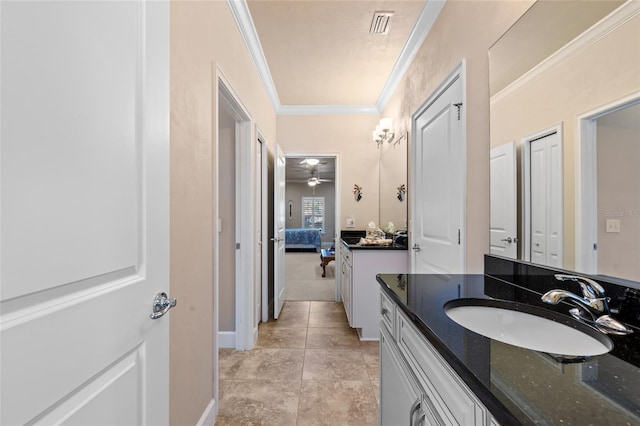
[346,218,356,228]
[606,219,621,233]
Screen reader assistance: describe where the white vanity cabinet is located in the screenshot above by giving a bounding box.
[340,245,407,340]
[380,289,492,426]
[380,325,442,426]
[340,247,352,324]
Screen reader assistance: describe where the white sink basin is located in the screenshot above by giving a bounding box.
[443,299,613,356]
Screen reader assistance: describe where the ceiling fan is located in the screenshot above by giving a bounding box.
[306,169,331,186]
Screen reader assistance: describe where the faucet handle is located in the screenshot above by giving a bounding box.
[554,274,606,299]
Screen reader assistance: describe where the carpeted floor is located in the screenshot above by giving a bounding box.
[285,251,336,301]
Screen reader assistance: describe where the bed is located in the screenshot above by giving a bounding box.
[285,228,321,252]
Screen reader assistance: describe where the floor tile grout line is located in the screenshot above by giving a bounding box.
[296,301,311,426]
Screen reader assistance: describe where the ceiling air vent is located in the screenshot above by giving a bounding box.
[370,11,394,34]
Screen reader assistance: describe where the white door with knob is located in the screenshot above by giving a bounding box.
[490,142,518,259]
[411,63,466,274]
[273,144,287,319]
[523,127,563,267]
[1,2,171,424]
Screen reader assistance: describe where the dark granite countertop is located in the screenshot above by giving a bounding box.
[376,273,640,425]
[340,238,408,251]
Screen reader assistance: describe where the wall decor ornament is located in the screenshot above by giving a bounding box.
[353,184,363,202]
[397,184,406,202]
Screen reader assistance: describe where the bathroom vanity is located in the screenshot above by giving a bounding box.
[377,255,640,425]
[340,234,408,340]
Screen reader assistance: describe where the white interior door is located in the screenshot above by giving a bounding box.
[273,144,286,319]
[530,138,549,264]
[1,1,170,425]
[525,129,563,267]
[490,142,518,258]
[411,66,465,274]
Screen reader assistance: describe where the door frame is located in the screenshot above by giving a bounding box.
[521,124,563,264]
[215,68,256,362]
[258,128,270,324]
[255,128,268,339]
[284,152,341,300]
[575,92,640,273]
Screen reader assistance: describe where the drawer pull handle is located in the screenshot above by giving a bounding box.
[409,397,421,426]
[381,307,389,316]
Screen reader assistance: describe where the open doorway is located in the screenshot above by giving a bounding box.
[215,76,256,352]
[283,155,338,301]
[577,96,640,281]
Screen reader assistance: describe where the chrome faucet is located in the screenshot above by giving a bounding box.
[542,274,609,313]
[542,274,633,335]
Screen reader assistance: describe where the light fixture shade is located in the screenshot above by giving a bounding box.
[308,180,317,187]
[379,118,392,131]
[304,158,320,166]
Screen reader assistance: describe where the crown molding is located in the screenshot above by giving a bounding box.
[228,0,445,115]
[491,0,640,107]
[227,0,282,111]
[278,104,379,115]
[376,0,446,111]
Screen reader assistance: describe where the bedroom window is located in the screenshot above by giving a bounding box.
[302,196,325,232]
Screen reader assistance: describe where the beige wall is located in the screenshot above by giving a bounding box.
[382,0,533,273]
[491,14,640,269]
[277,115,382,231]
[170,1,277,424]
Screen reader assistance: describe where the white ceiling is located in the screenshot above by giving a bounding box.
[231,0,444,114]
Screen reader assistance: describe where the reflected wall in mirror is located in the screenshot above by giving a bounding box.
[489,0,640,282]
[379,132,408,232]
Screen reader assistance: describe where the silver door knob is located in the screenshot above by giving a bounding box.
[501,237,513,244]
[150,292,177,320]
[412,244,421,252]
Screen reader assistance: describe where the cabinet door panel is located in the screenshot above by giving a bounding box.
[380,327,422,425]
[398,311,485,425]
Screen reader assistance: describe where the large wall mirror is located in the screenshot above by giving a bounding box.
[379,133,408,233]
[489,0,639,283]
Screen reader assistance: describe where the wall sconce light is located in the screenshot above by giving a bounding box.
[372,117,395,147]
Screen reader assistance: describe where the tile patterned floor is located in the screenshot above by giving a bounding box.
[216,301,379,425]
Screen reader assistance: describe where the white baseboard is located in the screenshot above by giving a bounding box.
[218,331,236,348]
[196,398,217,426]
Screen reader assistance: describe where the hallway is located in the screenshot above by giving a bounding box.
[216,301,379,425]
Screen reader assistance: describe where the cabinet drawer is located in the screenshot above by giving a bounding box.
[397,310,486,426]
[341,247,351,264]
[379,290,395,338]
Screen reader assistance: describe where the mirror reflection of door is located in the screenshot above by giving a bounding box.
[523,127,563,268]
[488,1,638,275]
[490,142,517,259]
